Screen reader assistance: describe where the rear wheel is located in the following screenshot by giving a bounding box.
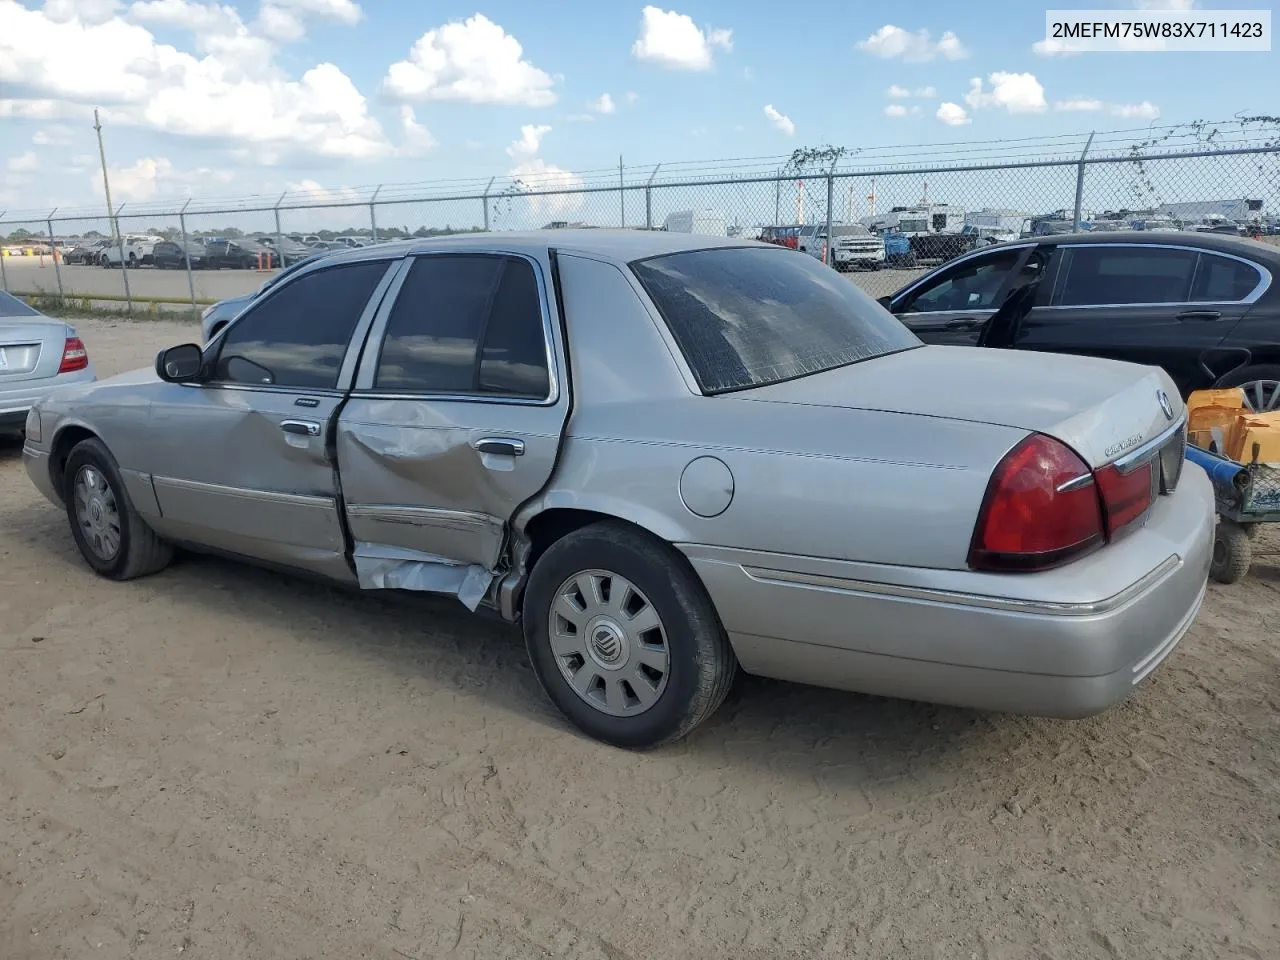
[522,521,737,748]
[1210,521,1252,584]
[1213,364,1280,413]
[63,438,173,581]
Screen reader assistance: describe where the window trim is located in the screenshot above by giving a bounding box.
[350,251,561,407]
[199,256,401,394]
[1042,242,1271,309]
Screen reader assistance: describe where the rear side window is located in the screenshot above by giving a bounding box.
[1056,246,1197,305]
[1190,253,1263,302]
[374,254,551,399]
[631,246,919,394]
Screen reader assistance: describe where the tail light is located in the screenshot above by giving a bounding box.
[969,434,1104,572]
[1094,459,1156,539]
[58,336,88,373]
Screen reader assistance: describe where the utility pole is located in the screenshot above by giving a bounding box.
[94,109,132,314]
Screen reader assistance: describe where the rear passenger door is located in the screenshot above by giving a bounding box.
[1009,243,1240,393]
[335,250,570,606]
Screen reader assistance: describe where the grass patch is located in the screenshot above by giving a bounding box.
[18,293,202,322]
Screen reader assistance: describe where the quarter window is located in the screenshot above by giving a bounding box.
[374,255,551,399]
[212,259,390,389]
[1056,246,1197,306]
[1190,253,1262,302]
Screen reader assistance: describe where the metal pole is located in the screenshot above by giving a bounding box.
[482,176,495,231]
[644,164,661,230]
[95,112,132,314]
[115,201,133,315]
[369,185,381,242]
[179,201,197,320]
[619,155,625,227]
[774,170,781,225]
[47,209,65,302]
[1073,131,1095,231]
[274,190,286,268]
[0,211,8,292]
[825,159,837,267]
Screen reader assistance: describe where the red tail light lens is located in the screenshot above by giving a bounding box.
[58,336,88,373]
[968,434,1104,572]
[1095,460,1155,539]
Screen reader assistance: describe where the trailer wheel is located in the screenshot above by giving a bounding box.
[1210,521,1252,584]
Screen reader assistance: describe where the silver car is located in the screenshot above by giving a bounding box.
[1,291,96,435]
[22,232,1214,747]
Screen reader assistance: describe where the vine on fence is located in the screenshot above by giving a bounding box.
[1123,116,1280,210]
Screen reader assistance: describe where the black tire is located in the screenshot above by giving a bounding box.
[63,437,173,581]
[1213,363,1280,414]
[1210,521,1252,584]
[522,521,737,748]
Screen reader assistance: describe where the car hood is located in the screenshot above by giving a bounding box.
[735,344,1183,469]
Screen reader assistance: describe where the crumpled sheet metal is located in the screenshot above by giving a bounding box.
[352,541,495,611]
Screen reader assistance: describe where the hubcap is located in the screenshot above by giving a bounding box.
[548,569,670,717]
[73,465,122,562]
[1238,379,1280,413]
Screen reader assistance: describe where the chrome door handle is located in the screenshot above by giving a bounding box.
[281,419,321,437]
[474,437,524,457]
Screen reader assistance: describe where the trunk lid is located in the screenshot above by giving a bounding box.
[735,344,1184,470]
[0,320,66,381]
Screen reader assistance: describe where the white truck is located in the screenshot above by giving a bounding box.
[100,234,162,268]
[663,209,727,236]
[796,223,886,271]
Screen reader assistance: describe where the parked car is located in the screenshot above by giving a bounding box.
[307,240,348,251]
[100,236,152,268]
[759,225,801,250]
[199,251,328,342]
[151,240,211,270]
[23,232,1213,748]
[203,239,280,270]
[796,224,886,271]
[63,238,112,264]
[880,231,1280,412]
[1,290,96,435]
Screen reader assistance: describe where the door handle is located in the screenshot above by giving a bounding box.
[474,437,525,457]
[943,317,984,330]
[1177,310,1222,322]
[281,419,321,437]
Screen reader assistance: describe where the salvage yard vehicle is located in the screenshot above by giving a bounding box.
[881,231,1280,412]
[0,290,95,435]
[24,231,1213,748]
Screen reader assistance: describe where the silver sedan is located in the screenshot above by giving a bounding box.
[1,291,96,436]
[22,231,1214,747]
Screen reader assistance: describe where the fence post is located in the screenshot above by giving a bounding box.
[1072,131,1095,231]
[645,164,661,229]
[824,161,836,267]
[274,190,287,268]
[179,201,198,321]
[482,177,495,231]
[47,208,65,302]
[774,170,781,226]
[369,185,382,242]
[114,201,133,316]
[0,211,8,292]
[618,155,625,227]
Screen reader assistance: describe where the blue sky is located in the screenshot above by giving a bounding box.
[0,0,1274,216]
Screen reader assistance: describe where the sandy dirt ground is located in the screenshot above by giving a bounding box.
[2,318,1278,960]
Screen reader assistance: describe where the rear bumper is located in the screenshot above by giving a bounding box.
[679,463,1215,718]
[0,368,96,430]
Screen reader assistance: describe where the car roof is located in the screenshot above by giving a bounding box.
[1024,229,1280,262]
[312,229,757,266]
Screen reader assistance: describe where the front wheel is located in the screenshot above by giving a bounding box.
[522,522,737,748]
[63,438,174,581]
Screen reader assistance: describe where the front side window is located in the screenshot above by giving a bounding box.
[630,245,919,394]
[213,259,390,389]
[373,254,551,399]
[1056,246,1197,306]
[899,251,1021,314]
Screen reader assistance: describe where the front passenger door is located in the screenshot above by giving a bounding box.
[889,248,1030,346]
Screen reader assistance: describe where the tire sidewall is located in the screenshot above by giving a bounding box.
[522,528,713,748]
[63,439,135,579]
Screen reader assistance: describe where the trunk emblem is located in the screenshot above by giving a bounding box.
[1157,390,1174,421]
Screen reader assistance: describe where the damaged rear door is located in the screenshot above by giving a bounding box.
[144,257,400,581]
[335,250,570,609]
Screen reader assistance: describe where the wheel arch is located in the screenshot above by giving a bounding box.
[48,422,101,505]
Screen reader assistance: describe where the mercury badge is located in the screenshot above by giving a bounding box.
[1157,389,1174,422]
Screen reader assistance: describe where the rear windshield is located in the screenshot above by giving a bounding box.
[0,290,40,318]
[631,246,919,394]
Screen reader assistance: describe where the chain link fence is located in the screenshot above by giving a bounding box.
[2,120,1278,316]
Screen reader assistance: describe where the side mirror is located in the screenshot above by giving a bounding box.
[876,295,893,309]
[156,343,204,383]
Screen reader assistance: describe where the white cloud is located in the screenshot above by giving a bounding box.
[564,113,595,123]
[1111,100,1160,118]
[64,153,95,174]
[0,2,396,159]
[44,0,122,24]
[964,72,1047,113]
[915,85,936,97]
[382,13,556,106]
[506,124,552,160]
[625,91,639,105]
[763,104,794,136]
[886,84,910,98]
[33,125,76,146]
[883,104,920,118]
[631,6,732,71]
[1032,37,1079,57]
[8,152,40,174]
[857,25,968,62]
[1054,98,1104,111]
[256,5,304,41]
[936,102,970,126]
[397,105,435,154]
[590,93,616,115]
[502,125,583,218]
[90,155,234,202]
